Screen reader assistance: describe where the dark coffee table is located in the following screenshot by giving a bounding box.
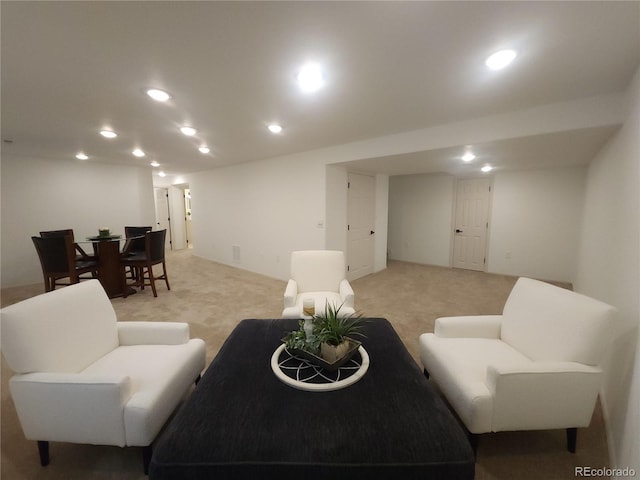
[149,318,475,480]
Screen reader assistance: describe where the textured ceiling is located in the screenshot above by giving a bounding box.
[2,1,638,178]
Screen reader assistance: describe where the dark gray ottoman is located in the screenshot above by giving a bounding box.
[149,318,475,480]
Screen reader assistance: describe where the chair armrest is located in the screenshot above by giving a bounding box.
[74,243,96,259]
[284,279,298,308]
[9,372,132,445]
[486,362,602,431]
[339,279,355,309]
[434,315,503,338]
[117,321,190,345]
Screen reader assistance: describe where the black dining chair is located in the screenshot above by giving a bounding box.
[121,229,170,298]
[32,235,99,292]
[40,229,97,261]
[123,226,152,280]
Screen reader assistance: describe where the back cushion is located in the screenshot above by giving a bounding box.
[291,250,345,293]
[501,278,615,365]
[1,280,119,373]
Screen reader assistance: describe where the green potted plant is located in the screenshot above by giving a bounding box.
[315,302,365,363]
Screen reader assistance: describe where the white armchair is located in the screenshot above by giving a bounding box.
[0,279,206,473]
[282,250,355,319]
[419,277,615,453]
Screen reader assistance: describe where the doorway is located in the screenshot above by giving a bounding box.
[452,178,492,271]
[154,187,172,250]
[347,172,376,280]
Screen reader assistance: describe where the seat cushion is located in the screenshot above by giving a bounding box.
[81,339,205,446]
[419,334,531,433]
[282,292,355,319]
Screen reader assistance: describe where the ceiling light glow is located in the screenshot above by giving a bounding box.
[150,161,160,167]
[462,152,476,162]
[100,129,117,138]
[297,63,324,93]
[198,146,210,154]
[158,171,167,177]
[268,124,283,134]
[132,148,145,157]
[485,49,517,70]
[75,153,89,160]
[481,165,493,173]
[146,88,172,102]
[180,126,197,136]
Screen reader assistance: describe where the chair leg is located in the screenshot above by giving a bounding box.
[37,440,50,466]
[566,427,577,453]
[162,261,170,291]
[142,445,152,475]
[148,265,158,297]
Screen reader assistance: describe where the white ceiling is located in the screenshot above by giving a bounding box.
[2,1,639,178]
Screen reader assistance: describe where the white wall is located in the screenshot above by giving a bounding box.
[489,167,586,281]
[387,168,585,283]
[187,156,388,282]
[575,66,640,474]
[1,156,156,288]
[388,174,455,267]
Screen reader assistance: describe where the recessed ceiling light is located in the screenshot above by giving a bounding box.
[297,63,324,93]
[198,146,210,154]
[146,88,172,102]
[267,124,283,134]
[75,153,89,160]
[158,171,167,177]
[150,161,160,167]
[481,165,493,173]
[180,126,197,136]
[132,148,145,157]
[485,49,517,70]
[462,152,476,162]
[100,129,117,139]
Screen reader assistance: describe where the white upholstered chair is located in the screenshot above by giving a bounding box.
[0,279,206,473]
[282,250,355,319]
[419,277,615,453]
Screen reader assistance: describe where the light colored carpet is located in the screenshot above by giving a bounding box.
[1,249,609,479]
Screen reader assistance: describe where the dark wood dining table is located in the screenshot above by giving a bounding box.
[81,235,135,298]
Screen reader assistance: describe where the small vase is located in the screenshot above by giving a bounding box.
[320,341,350,363]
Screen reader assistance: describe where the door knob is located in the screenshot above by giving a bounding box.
[370,230,375,235]
[455,229,463,233]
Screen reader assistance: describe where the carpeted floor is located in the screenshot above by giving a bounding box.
[1,249,610,479]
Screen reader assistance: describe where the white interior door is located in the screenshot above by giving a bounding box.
[347,173,375,280]
[452,178,491,271]
[154,187,172,249]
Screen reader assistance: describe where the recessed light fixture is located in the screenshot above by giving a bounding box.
[158,171,167,177]
[267,124,283,134]
[75,152,89,160]
[297,62,324,93]
[100,129,117,139]
[146,88,172,102]
[132,148,145,157]
[198,146,210,154]
[485,49,517,70]
[150,161,160,167]
[481,165,493,173]
[180,126,197,136]
[462,152,476,162]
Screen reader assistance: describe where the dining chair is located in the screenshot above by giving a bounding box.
[32,235,99,292]
[39,229,96,261]
[121,229,170,297]
[123,226,152,280]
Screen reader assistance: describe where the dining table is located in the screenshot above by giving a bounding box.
[80,234,137,298]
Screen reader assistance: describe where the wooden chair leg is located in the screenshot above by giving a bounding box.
[566,427,577,453]
[37,440,49,466]
[149,265,158,297]
[162,261,170,291]
[142,445,152,475]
